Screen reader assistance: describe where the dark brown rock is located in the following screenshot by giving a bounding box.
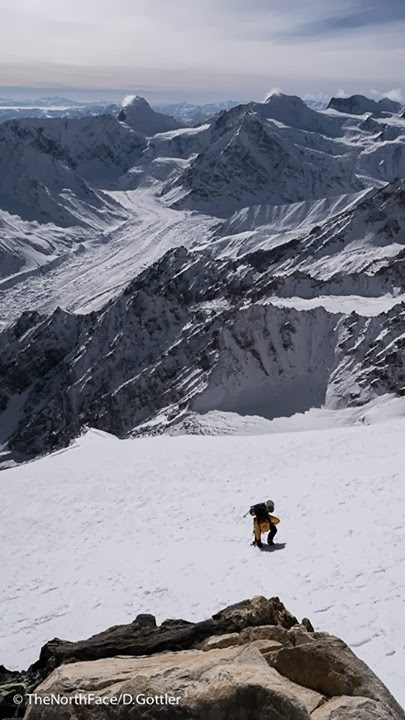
[131,614,157,629]
[212,595,298,631]
[301,618,314,632]
[28,596,297,681]
[0,683,26,719]
[0,667,22,685]
[159,619,194,631]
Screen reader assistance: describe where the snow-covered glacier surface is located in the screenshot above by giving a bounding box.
[1,422,404,704]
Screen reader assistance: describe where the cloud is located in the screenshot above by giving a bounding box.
[263,88,282,102]
[285,0,405,39]
[384,89,403,102]
[0,0,405,102]
[369,88,403,102]
[122,94,138,107]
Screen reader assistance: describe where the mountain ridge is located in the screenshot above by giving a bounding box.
[1,91,405,462]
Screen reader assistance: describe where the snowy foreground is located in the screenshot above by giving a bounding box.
[2,419,405,704]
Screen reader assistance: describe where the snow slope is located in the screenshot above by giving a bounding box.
[262,92,342,137]
[210,188,373,258]
[168,394,405,435]
[0,117,134,228]
[0,139,123,228]
[0,115,146,186]
[0,189,218,322]
[0,210,98,283]
[1,421,404,706]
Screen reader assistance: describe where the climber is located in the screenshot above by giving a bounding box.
[249,500,279,548]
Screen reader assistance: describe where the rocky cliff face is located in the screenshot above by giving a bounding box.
[327,94,403,117]
[118,96,183,136]
[164,109,360,216]
[1,596,403,720]
[0,115,146,184]
[262,92,342,137]
[0,116,141,226]
[159,93,405,216]
[1,229,404,458]
[1,99,405,461]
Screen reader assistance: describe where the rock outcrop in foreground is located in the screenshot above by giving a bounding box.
[1,596,403,719]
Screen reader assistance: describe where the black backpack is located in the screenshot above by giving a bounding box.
[249,502,268,519]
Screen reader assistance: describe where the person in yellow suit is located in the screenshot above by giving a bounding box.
[251,500,280,548]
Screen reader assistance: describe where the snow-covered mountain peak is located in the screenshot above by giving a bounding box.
[264,91,306,112]
[327,94,403,117]
[164,101,361,215]
[123,95,149,109]
[0,114,146,183]
[0,114,145,227]
[259,91,342,137]
[118,95,184,136]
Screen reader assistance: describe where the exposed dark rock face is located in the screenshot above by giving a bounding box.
[165,108,360,216]
[327,95,402,117]
[1,187,405,461]
[118,96,182,136]
[28,596,298,680]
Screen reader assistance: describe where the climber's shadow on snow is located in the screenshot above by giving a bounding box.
[258,542,287,553]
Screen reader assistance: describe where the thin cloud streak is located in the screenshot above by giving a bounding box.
[0,0,404,101]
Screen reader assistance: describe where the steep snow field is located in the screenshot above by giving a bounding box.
[168,395,405,435]
[267,294,405,316]
[1,419,404,704]
[0,189,217,325]
[0,181,400,327]
[0,209,126,290]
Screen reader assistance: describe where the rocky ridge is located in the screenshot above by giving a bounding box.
[327,94,403,117]
[1,180,405,459]
[0,596,403,719]
[0,115,144,227]
[158,93,405,215]
[163,107,361,215]
[1,98,405,460]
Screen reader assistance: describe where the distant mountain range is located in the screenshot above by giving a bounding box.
[0,97,242,125]
[0,91,405,463]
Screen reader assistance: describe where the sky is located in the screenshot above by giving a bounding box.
[0,0,404,103]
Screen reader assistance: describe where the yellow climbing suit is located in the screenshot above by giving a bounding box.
[253,515,279,542]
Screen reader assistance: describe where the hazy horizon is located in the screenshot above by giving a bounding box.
[0,86,403,108]
[0,0,404,103]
